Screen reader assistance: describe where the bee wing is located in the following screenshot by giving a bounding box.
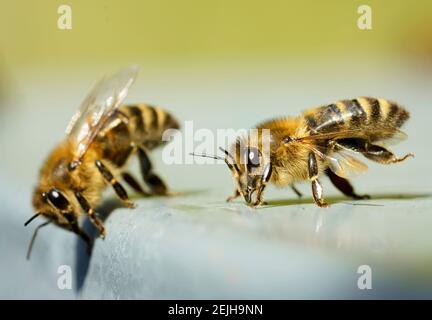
[325,130,406,178]
[297,129,365,142]
[326,149,369,178]
[66,65,139,163]
[303,143,368,178]
[298,128,407,146]
[292,126,408,179]
[372,129,407,147]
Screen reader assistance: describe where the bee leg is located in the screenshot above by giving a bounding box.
[290,184,303,198]
[325,168,370,200]
[308,152,328,208]
[363,144,414,164]
[251,163,272,207]
[252,188,268,207]
[311,179,328,208]
[122,172,151,197]
[95,160,136,208]
[137,146,170,196]
[226,189,240,202]
[75,192,106,239]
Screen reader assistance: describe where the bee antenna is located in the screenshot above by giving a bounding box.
[218,147,241,173]
[189,152,225,161]
[26,221,51,260]
[219,147,236,161]
[190,148,240,173]
[24,213,40,227]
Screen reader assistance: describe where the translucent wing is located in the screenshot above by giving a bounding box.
[297,129,365,142]
[373,129,407,147]
[302,101,367,134]
[326,149,368,178]
[302,143,368,179]
[297,128,407,179]
[66,65,139,165]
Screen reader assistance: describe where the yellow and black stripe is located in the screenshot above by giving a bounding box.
[120,104,179,149]
[303,97,409,133]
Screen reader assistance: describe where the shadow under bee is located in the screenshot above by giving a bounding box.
[75,198,122,291]
[74,189,204,291]
[264,193,432,208]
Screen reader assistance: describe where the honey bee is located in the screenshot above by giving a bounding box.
[194,97,413,207]
[25,66,179,259]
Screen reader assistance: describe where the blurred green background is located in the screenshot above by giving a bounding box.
[1,0,432,70]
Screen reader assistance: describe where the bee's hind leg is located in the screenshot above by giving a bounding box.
[363,144,414,164]
[137,146,171,196]
[325,168,370,200]
[95,160,135,208]
[308,152,328,208]
[122,172,151,197]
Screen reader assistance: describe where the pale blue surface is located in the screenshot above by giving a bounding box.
[1,62,431,299]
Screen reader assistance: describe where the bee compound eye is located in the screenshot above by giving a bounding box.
[247,148,260,167]
[47,188,69,210]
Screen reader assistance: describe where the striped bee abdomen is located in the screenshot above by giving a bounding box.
[120,104,180,150]
[303,97,409,135]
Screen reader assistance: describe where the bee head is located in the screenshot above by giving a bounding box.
[30,187,76,227]
[26,187,78,260]
[189,129,273,206]
[223,142,272,205]
[30,143,81,228]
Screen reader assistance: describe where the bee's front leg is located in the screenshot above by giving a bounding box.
[251,163,272,207]
[251,194,267,208]
[226,189,240,202]
[252,184,267,207]
[308,152,328,208]
[75,191,106,239]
